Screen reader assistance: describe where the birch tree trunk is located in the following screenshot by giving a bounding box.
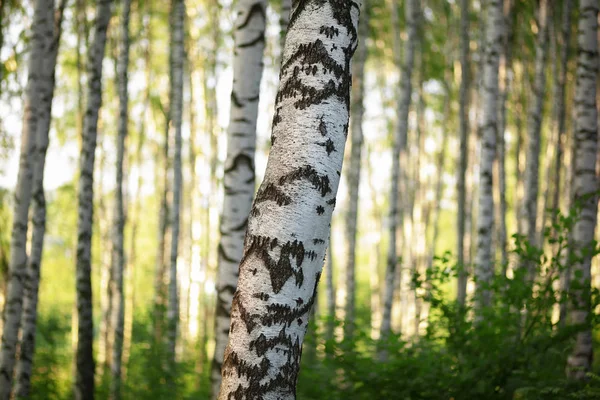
[523,0,549,254]
[474,0,503,311]
[380,0,418,341]
[566,0,598,381]
[211,1,267,397]
[0,0,58,396]
[0,1,55,397]
[13,1,66,397]
[217,1,360,398]
[154,114,170,343]
[109,0,130,397]
[74,1,113,398]
[166,0,185,369]
[456,0,470,306]
[496,0,514,271]
[344,0,368,341]
[325,243,335,349]
[279,0,292,52]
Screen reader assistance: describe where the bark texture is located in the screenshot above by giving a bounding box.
[217,1,360,398]
[523,0,549,253]
[344,0,368,341]
[110,0,131,397]
[167,0,185,367]
[0,0,55,397]
[13,1,66,397]
[74,1,113,398]
[565,0,598,381]
[456,0,470,306]
[496,0,514,270]
[475,0,502,310]
[380,0,418,340]
[211,0,267,397]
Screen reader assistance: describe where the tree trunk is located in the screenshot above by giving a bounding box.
[496,0,514,271]
[380,0,418,341]
[0,1,56,397]
[12,1,66,397]
[325,243,335,350]
[474,0,503,311]
[74,0,113,398]
[456,0,470,306]
[217,2,360,398]
[166,0,185,370]
[109,0,130,397]
[556,0,573,328]
[279,0,292,53]
[344,0,368,341]
[523,0,549,255]
[211,0,267,397]
[565,0,598,381]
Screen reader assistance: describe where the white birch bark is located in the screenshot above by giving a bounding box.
[217,1,360,398]
[166,0,185,367]
[109,0,130,397]
[380,0,418,341]
[0,0,54,397]
[75,0,113,398]
[211,1,267,397]
[344,0,368,341]
[523,0,549,254]
[13,1,66,397]
[496,0,514,271]
[566,0,598,381]
[475,0,503,311]
[456,0,470,306]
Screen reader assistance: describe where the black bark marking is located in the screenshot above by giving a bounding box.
[279,165,332,197]
[254,183,292,206]
[232,292,258,333]
[316,205,325,215]
[317,138,336,155]
[326,198,336,207]
[313,238,325,245]
[241,236,306,293]
[237,3,266,31]
[320,25,339,38]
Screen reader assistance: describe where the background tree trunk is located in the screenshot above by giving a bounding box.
[13,1,67,397]
[74,1,113,398]
[565,0,598,381]
[109,0,131,397]
[0,0,56,397]
[474,0,503,311]
[166,0,185,370]
[211,0,267,397]
[456,0,470,306]
[523,0,549,254]
[217,1,360,398]
[344,0,368,341]
[380,0,418,342]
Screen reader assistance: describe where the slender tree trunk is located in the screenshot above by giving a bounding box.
[344,0,368,341]
[211,1,267,397]
[74,1,113,398]
[12,1,66,397]
[523,0,549,255]
[109,0,130,397]
[496,0,514,271]
[166,0,185,370]
[456,0,470,306]
[279,0,292,52]
[325,243,335,349]
[0,1,55,397]
[566,0,598,381]
[474,0,503,311]
[154,113,170,343]
[380,0,418,341]
[557,0,573,328]
[217,2,360,398]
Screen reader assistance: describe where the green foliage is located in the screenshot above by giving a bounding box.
[296,211,600,400]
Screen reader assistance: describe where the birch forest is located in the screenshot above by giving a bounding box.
[1,0,600,398]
